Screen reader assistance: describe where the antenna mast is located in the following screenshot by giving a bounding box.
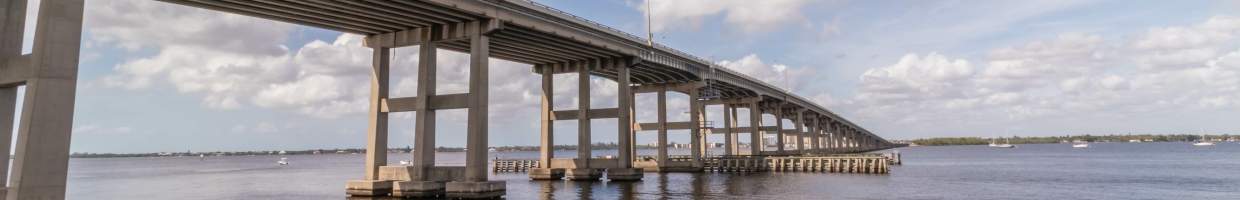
[646,0,654,47]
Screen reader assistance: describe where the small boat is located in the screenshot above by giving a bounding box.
[277,157,289,165]
[399,160,411,165]
[1072,143,1089,148]
[989,138,1016,148]
[1194,134,1215,146]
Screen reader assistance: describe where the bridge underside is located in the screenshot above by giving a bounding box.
[0,0,902,199]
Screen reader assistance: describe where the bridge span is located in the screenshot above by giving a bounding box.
[0,0,900,199]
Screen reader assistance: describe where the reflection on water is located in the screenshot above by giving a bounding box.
[68,143,1240,200]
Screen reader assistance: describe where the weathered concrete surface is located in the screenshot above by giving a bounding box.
[565,168,602,181]
[391,181,443,198]
[635,160,703,172]
[6,0,84,199]
[527,168,565,180]
[550,158,620,169]
[445,181,505,199]
[345,180,393,197]
[379,166,465,182]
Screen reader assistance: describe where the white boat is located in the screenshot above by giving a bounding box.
[1194,134,1215,146]
[277,157,289,165]
[989,138,1016,148]
[399,160,411,165]
[1072,143,1089,148]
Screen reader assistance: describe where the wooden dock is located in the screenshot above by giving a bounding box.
[704,154,890,174]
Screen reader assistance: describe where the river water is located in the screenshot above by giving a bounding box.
[67,142,1240,199]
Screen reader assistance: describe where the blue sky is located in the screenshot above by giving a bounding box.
[19,0,1240,153]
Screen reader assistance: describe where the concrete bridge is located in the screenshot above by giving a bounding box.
[0,0,899,199]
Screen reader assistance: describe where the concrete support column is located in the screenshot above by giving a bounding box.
[0,0,24,196]
[565,60,600,181]
[463,30,491,182]
[774,106,785,155]
[656,88,667,166]
[828,122,838,153]
[688,88,702,166]
[722,104,734,155]
[724,105,734,155]
[615,61,633,168]
[537,65,554,168]
[576,61,591,168]
[848,128,857,151]
[529,64,564,181]
[748,103,762,155]
[354,45,389,187]
[794,111,805,155]
[5,0,84,199]
[412,40,437,181]
[447,21,505,198]
[349,37,392,196]
[807,117,818,153]
[608,59,642,181]
[0,87,14,194]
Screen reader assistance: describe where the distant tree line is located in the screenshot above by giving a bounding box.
[70,143,668,158]
[904,134,1235,146]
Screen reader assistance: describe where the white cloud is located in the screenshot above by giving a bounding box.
[85,0,292,55]
[857,53,973,104]
[72,124,134,135]
[717,54,811,91]
[640,0,810,33]
[89,1,544,120]
[847,15,1240,130]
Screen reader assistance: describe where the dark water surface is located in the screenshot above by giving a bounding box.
[68,142,1240,199]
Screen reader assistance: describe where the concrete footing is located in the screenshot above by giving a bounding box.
[391,181,444,198]
[565,168,602,181]
[345,180,392,197]
[528,168,565,180]
[445,181,506,199]
[606,168,644,181]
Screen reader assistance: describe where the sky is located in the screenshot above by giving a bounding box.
[12,0,1240,153]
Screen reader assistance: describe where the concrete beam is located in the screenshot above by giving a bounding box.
[0,54,30,86]
[700,97,761,105]
[634,121,697,131]
[362,20,500,48]
[381,93,472,113]
[631,82,705,93]
[551,108,619,120]
[425,0,642,55]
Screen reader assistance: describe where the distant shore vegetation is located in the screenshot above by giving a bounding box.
[900,134,1237,146]
[69,142,682,159]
